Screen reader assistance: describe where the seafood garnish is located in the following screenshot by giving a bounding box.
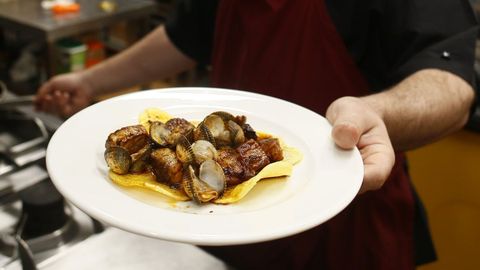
[183,164,219,203]
[191,140,217,164]
[176,135,195,164]
[198,159,226,194]
[105,108,302,204]
[104,146,132,175]
[150,121,171,146]
[104,124,152,175]
[193,122,216,147]
[129,144,152,173]
[150,118,195,147]
[227,120,245,146]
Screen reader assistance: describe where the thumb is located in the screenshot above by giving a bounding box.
[326,97,369,149]
[331,121,361,149]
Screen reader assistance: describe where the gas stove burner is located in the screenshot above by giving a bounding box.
[26,211,79,255]
[19,180,68,240]
[0,180,98,268]
[0,92,102,269]
[18,180,94,256]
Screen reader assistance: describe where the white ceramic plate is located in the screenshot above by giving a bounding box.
[47,88,363,246]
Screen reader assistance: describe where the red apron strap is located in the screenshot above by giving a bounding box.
[211,0,369,114]
[207,0,415,269]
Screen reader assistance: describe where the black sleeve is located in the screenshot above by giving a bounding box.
[381,0,478,88]
[164,0,218,66]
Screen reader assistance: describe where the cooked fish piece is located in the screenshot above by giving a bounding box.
[236,139,270,178]
[105,125,150,154]
[150,148,184,188]
[258,138,284,162]
[216,147,245,186]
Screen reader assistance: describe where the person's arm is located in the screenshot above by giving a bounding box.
[363,69,475,150]
[327,69,475,192]
[326,0,478,193]
[83,26,195,95]
[35,26,195,117]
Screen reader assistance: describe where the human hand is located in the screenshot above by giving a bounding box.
[35,72,94,118]
[326,96,395,193]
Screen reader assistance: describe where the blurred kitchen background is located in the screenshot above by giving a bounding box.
[0,0,479,270]
[0,1,224,270]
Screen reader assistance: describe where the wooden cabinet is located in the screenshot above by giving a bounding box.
[407,130,480,270]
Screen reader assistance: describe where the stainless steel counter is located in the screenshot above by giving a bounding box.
[0,102,229,270]
[0,0,159,77]
[0,0,157,42]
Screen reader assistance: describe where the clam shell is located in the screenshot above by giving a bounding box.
[129,144,152,173]
[199,160,226,194]
[194,122,216,147]
[203,114,231,147]
[191,140,217,164]
[183,165,218,203]
[104,146,132,175]
[176,135,195,164]
[149,121,172,146]
[227,120,245,146]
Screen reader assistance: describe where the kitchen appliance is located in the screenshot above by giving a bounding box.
[0,84,227,270]
[0,90,98,269]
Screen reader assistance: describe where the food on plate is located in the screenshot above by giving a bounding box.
[104,108,302,204]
